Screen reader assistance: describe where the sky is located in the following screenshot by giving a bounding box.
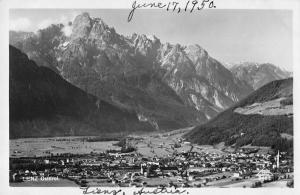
[9,9,293,71]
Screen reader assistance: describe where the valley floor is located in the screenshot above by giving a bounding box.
[9,127,294,188]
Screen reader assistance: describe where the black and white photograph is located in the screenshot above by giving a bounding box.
[1,0,299,194]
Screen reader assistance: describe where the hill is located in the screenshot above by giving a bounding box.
[184,78,293,152]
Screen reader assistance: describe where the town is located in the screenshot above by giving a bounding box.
[9,135,294,188]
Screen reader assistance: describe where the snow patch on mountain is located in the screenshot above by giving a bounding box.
[213,91,224,109]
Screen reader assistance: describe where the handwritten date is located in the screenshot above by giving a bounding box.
[128,0,216,22]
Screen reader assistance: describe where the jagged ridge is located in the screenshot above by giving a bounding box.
[10,12,257,129]
[9,45,155,138]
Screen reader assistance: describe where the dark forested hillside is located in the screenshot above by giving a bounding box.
[184,78,293,152]
[9,45,154,138]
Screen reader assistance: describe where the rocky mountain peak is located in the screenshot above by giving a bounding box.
[172,44,182,52]
[89,17,116,40]
[133,34,161,46]
[71,13,122,47]
[132,34,161,58]
[10,13,264,129]
[230,62,292,89]
[185,44,208,64]
[71,12,93,39]
[163,44,186,59]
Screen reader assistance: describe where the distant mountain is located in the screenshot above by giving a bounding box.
[160,44,253,119]
[230,62,292,89]
[9,31,34,45]
[184,78,293,152]
[10,12,254,129]
[9,45,155,139]
[9,24,65,73]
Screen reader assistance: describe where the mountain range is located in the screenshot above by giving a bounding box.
[10,45,154,138]
[230,62,292,90]
[9,12,292,137]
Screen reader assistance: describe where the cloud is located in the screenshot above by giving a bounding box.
[62,25,72,36]
[10,11,81,36]
[36,11,80,36]
[9,18,32,31]
[37,19,55,30]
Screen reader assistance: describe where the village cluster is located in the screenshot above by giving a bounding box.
[10,140,293,188]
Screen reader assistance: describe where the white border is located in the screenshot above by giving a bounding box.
[0,0,299,195]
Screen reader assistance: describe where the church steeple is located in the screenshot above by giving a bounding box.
[276,150,280,169]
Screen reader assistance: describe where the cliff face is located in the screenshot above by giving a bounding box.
[10,12,256,130]
[159,44,253,119]
[9,45,155,139]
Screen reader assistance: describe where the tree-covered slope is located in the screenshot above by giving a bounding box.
[184,78,293,151]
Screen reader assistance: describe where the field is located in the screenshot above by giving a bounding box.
[10,136,120,157]
[234,98,293,116]
[10,127,271,158]
[9,128,197,158]
[10,127,205,158]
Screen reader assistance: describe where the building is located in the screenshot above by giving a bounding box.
[256,169,274,181]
